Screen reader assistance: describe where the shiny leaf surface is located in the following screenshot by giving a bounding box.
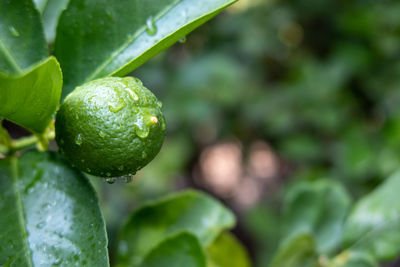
[0,0,47,76]
[0,150,109,266]
[0,57,62,133]
[54,0,237,98]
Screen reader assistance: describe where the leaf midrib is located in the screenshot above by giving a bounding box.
[10,157,33,267]
[83,0,181,83]
[0,39,23,75]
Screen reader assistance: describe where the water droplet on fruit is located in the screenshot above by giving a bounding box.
[108,99,126,112]
[118,165,124,171]
[75,134,83,145]
[179,36,187,43]
[157,101,163,108]
[9,26,19,37]
[145,16,157,35]
[125,88,139,101]
[99,131,106,138]
[104,177,115,184]
[75,114,79,120]
[135,127,149,138]
[141,151,147,159]
[161,120,166,131]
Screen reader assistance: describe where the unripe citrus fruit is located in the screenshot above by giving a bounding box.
[55,77,165,177]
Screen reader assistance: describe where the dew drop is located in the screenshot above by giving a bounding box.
[125,88,139,101]
[99,131,106,138]
[135,127,149,138]
[179,36,187,43]
[121,175,133,183]
[156,101,163,108]
[141,151,147,159]
[108,99,126,112]
[145,16,157,35]
[104,177,115,184]
[9,26,19,37]
[75,134,83,145]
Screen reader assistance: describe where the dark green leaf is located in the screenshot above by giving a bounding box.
[270,234,317,267]
[206,232,251,267]
[343,170,400,261]
[0,0,47,76]
[54,0,237,98]
[283,179,351,254]
[0,57,62,133]
[140,232,206,267]
[0,150,109,266]
[116,190,235,266]
[34,0,71,44]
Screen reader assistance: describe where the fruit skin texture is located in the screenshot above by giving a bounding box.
[55,77,166,177]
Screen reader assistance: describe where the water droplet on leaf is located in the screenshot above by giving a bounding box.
[145,16,157,35]
[9,26,19,37]
[179,36,187,43]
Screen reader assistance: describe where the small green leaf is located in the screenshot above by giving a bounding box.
[54,0,237,98]
[0,0,47,76]
[116,190,235,266]
[270,234,317,267]
[34,0,71,44]
[283,179,351,254]
[343,170,400,261]
[0,57,62,133]
[206,232,251,267]
[140,232,206,267]
[0,150,109,266]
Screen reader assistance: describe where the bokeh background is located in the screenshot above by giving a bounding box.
[5,0,400,266]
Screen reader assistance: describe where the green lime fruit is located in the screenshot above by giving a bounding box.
[55,77,166,178]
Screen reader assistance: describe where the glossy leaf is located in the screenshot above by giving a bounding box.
[270,234,317,267]
[140,232,206,267]
[0,0,47,76]
[206,232,251,267]
[0,150,109,266]
[283,179,351,254]
[343,170,400,261]
[34,0,71,44]
[54,0,238,98]
[116,190,235,266]
[0,57,62,133]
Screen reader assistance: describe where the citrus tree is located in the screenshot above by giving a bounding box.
[0,0,252,266]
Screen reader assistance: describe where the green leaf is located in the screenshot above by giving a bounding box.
[0,150,109,266]
[54,0,237,98]
[206,232,251,267]
[116,190,235,266]
[0,0,47,76]
[283,179,351,254]
[0,57,62,133]
[140,232,206,267]
[270,234,317,267]
[34,0,71,44]
[331,251,379,267]
[343,170,400,261]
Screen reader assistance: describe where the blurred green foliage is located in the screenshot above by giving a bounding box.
[93,0,400,266]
